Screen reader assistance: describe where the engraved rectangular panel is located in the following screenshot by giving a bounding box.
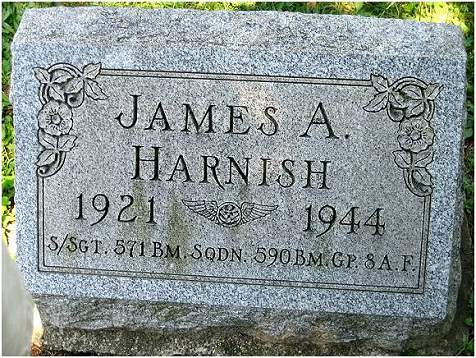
[37,67,434,293]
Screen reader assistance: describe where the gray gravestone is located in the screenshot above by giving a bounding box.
[12,7,466,355]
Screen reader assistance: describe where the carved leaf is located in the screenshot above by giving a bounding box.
[363,92,388,112]
[37,149,57,166]
[400,85,423,100]
[38,130,57,150]
[82,63,101,79]
[424,83,442,100]
[64,77,84,94]
[33,67,50,84]
[389,91,406,109]
[48,83,65,101]
[57,135,77,152]
[370,74,388,93]
[85,79,108,100]
[412,167,432,186]
[51,69,73,84]
[415,148,434,167]
[405,99,426,117]
[393,150,411,169]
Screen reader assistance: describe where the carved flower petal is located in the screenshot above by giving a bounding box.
[410,138,429,153]
[38,111,50,129]
[397,135,413,150]
[57,102,73,120]
[398,120,413,136]
[421,127,435,144]
[38,101,57,127]
[59,118,73,134]
[43,100,60,113]
[411,118,428,130]
[43,124,62,136]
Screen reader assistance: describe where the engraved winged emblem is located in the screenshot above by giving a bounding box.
[182,200,278,227]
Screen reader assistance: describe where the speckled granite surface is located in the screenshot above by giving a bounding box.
[12,7,466,355]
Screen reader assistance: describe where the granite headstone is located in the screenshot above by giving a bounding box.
[11,7,467,355]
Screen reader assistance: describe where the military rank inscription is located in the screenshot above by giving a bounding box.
[36,63,440,293]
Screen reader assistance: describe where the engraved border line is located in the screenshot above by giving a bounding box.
[99,68,372,87]
[37,67,429,295]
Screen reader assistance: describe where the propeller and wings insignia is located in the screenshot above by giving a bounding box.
[182,200,278,227]
[182,200,218,224]
[240,202,278,224]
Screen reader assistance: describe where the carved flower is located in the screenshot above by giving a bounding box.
[397,117,434,153]
[38,100,73,136]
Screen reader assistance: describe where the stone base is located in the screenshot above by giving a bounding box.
[37,295,457,356]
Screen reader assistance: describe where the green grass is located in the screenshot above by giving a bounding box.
[1,1,474,354]
[458,294,474,355]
